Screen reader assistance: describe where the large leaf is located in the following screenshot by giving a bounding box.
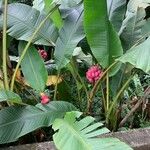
[19,41,48,92]
[119,0,146,50]
[0,101,77,144]
[0,3,58,46]
[143,0,150,2]
[53,111,132,150]
[0,1,2,7]
[54,6,85,68]
[54,0,82,8]
[142,18,150,35]
[33,0,45,12]
[107,0,127,32]
[118,36,150,74]
[0,90,22,104]
[33,0,63,28]
[44,0,63,28]
[84,0,123,75]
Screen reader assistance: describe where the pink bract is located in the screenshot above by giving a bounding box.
[86,65,103,83]
[38,49,48,60]
[40,94,50,104]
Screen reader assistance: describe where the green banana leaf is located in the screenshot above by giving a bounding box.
[84,0,123,75]
[0,3,58,46]
[0,101,77,144]
[53,111,133,150]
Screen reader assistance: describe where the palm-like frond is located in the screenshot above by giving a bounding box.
[0,101,77,144]
[53,111,133,150]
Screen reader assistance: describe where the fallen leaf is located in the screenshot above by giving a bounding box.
[46,75,62,86]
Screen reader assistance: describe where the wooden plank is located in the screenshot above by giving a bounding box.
[2,128,150,150]
[101,128,150,150]
[2,142,56,150]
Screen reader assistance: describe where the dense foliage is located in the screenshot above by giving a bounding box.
[0,0,150,149]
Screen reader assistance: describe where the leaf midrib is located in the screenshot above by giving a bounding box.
[60,120,91,150]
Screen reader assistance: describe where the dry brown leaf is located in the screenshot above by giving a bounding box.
[16,69,21,79]
[46,75,62,86]
[13,69,22,81]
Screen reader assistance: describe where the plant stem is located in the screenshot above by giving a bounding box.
[70,59,89,103]
[106,75,133,123]
[2,0,9,90]
[53,70,60,100]
[10,4,59,91]
[119,86,150,127]
[116,64,126,92]
[69,65,82,103]
[70,59,91,113]
[106,72,109,110]
[101,84,106,113]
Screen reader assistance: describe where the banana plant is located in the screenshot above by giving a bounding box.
[83,0,150,130]
[0,0,150,149]
[0,99,77,144]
